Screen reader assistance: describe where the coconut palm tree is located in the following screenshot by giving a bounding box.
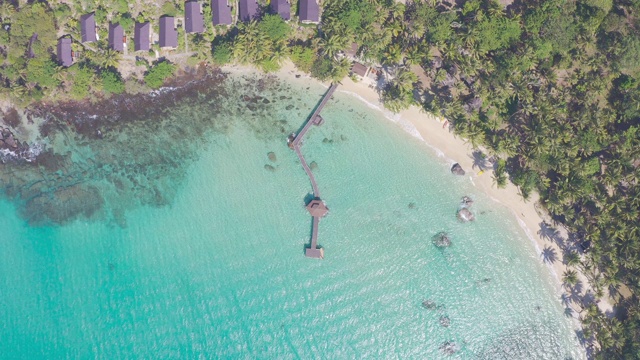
[563,269,579,287]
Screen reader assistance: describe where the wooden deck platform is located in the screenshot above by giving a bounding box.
[290,84,339,259]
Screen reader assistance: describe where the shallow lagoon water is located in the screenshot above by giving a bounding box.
[0,73,583,358]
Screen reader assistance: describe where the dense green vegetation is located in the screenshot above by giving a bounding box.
[2,0,640,356]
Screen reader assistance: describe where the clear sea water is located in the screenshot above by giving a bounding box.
[0,73,584,359]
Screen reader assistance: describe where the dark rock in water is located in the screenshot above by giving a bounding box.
[322,138,333,144]
[5,134,17,148]
[408,202,416,209]
[461,196,473,207]
[439,316,451,327]
[262,98,270,104]
[264,164,276,172]
[309,161,318,170]
[422,300,437,310]
[285,105,294,110]
[433,232,451,247]
[440,341,459,355]
[267,152,277,162]
[457,208,475,222]
[451,163,465,175]
[108,262,115,271]
[295,74,301,78]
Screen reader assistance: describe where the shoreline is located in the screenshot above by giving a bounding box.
[236,61,612,326]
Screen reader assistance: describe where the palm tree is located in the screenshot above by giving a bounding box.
[319,34,348,59]
[563,269,579,287]
[0,2,14,22]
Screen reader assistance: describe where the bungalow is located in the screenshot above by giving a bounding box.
[271,0,290,21]
[57,38,73,67]
[212,0,233,25]
[134,22,150,52]
[239,0,259,22]
[80,13,97,43]
[299,0,319,24]
[108,23,124,52]
[185,1,204,33]
[159,16,178,49]
[351,62,370,78]
[345,42,359,59]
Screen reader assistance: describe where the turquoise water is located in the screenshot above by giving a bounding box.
[0,73,583,358]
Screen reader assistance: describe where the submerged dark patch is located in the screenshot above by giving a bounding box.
[0,68,312,227]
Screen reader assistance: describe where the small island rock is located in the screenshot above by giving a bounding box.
[457,208,475,222]
[451,163,465,176]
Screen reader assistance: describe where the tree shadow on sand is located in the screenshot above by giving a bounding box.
[541,246,558,264]
[469,150,490,171]
[537,221,566,248]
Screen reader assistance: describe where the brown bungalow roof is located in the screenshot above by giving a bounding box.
[134,22,150,51]
[299,0,319,23]
[239,0,259,22]
[351,62,369,77]
[185,1,204,33]
[345,42,358,58]
[108,23,124,52]
[159,16,178,48]
[57,38,73,67]
[306,199,328,217]
[212,0,233,25]
[80,13,97,43]
[271,0,291,20]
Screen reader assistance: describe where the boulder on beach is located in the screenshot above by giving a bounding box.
[432,232,451,248]
[457,208,475,222]
[451,163,465,176]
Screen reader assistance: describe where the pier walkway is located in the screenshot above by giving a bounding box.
[289,83,338,259]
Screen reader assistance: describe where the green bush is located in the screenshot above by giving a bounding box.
[71,65,94,99]
[310,56,333,81]
[144,61,176,89]
[212,43,232,65]
[101,69,125,95]
[290,46,315,73]
[258,14,290,42]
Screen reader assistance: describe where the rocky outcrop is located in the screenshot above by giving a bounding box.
[433,231,451,248]
[451,163,465,175]
[457,208,475,222]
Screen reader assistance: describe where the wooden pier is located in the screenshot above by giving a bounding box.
[290,83,339,259]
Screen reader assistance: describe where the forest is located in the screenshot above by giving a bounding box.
[1,0,640,357]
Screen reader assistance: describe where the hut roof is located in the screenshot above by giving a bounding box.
[270,0,291,20]
[134,22,150,51]
[299,0,320,23]
[212,0,233,25]
[159,16,178,48]
[108,23,124,52]
[351,62,369,77]
[345,42,359,58]
[80,13,97,43]
[306,199,328,217]
[185,1,204,33]
[239,0,259,22]
[56,38,73,67]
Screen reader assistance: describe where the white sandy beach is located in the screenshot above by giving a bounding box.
[238,60,613,320]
